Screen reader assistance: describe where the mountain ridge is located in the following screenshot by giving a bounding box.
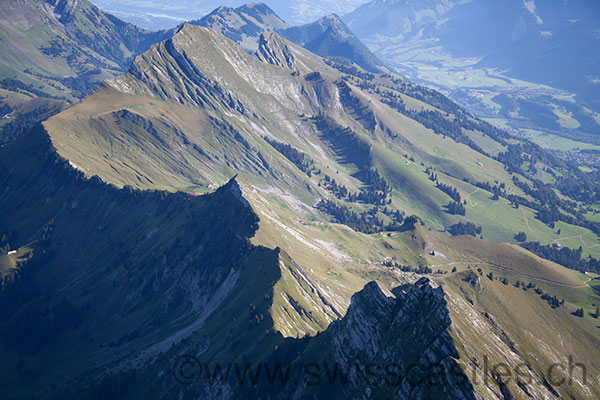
[189,3,388,73]
[2,6,600,399]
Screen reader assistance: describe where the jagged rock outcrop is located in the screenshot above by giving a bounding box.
[307,278,475,399]
[255,33,297,72]
[190,3,289,52]
[234,278,477,399]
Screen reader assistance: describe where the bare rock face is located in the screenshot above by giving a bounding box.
[47,0,79,17]
[226,278,477,399]
[310,278,475,399]
[255,32,297,71]
[190,3,289,53]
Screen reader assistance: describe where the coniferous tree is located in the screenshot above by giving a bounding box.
[449,222,482,236]
[447,200,466,215]
[514,232,527,242]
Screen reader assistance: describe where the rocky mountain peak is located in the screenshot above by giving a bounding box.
[317,14,349,34]
[216,175,252,209]
[260,278,474,398]
[190,2,288,52]
[237,2,286,24]
[279,12,387,73]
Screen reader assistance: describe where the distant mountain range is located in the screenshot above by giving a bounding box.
[190,3,289,52]
[90,0,371,29]
[280,14,387,73]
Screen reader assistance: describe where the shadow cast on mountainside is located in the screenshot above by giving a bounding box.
[240,277,478,399]
[0,125,262,397]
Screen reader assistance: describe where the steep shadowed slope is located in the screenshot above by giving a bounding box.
[0,125,281,398]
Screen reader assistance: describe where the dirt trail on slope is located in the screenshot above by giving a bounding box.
[521,209,540,241]
[430,261,589,288]
[467,188,480,207]
[553,235,600,249]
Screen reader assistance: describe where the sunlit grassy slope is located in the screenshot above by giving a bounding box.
[45,24,600,261]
